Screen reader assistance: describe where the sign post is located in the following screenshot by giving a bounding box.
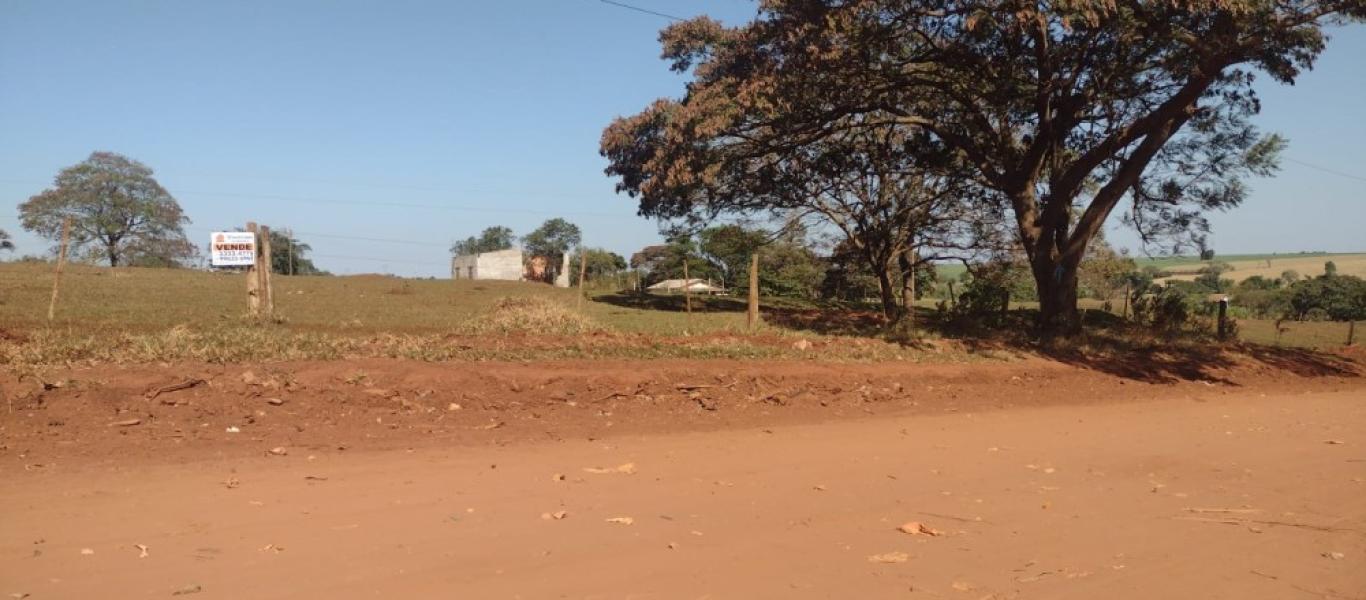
[210,228,262,315]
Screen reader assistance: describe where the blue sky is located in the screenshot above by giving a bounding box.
[1,1,1362,277]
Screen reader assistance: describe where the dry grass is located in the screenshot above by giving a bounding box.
[463,296,606,336]
[1157,253,1366,283]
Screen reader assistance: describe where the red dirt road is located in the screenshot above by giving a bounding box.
[2,359,1365,599]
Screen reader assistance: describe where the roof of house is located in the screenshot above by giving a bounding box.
[646,278,725,292]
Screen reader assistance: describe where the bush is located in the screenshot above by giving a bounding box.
[1132,287,1199,334]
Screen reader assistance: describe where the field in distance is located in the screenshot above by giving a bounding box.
[933,251,1366,283]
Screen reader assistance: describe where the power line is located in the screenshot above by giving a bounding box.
[0,178,638,219]
[1284,157,1366,183]
[596,0,684,21]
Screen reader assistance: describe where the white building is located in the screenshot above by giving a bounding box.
[451,248,524,281]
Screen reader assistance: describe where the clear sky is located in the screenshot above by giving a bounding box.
[1,1,1362,277]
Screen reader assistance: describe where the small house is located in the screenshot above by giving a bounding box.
[451,248,524,281]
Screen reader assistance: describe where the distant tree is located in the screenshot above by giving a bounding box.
[1325,260,1339,277]
[0,229,13,252]
[522,218,582,281]
[1200,248,1217,261]
[757,240,825,299]
[569,248,628,283]
[1194,262,1235,293]
[20,152,195,267]
[1238,275,1280,291]
[268,228,325,275]
[697,225,767,291]
[450,226,516,257]
[1287,275,1366,321]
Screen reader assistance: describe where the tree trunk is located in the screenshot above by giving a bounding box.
[897,248,916,329]
[1033,255,1082,338]
[874,268,898,321]
[106,244,120,267]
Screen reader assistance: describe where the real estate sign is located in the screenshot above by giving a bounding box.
[210,231,257,267]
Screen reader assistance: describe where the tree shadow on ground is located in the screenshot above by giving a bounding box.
[592,293,1361,385]
[593,292,747,313]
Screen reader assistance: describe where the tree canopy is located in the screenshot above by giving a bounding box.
[20,152,196,267]
[603,0,1363,335]
[0,229,13,252]
[269,228,327,275]
[451,226,516,257]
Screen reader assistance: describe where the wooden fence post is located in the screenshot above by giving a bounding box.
[1121,281,1131,320]
[46,216,72,322]
[259,225,275,318]
[747,252,759,330]
[246,222,261,316]
[576,247,588,310]
[683,257,693,315]
[1348,321,1357,347]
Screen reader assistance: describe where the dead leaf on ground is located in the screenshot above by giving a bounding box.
[583,462,635,475]
[867,551,909,564]
[108,419,142,427]
[898,521,944,536]
[135,544,149,558]
[605,517,634,525]
[541,511,569,520]
[171,584,202,596]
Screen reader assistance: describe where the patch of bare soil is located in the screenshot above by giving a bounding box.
[0,354,1363,598]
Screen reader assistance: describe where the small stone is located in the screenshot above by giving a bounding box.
[171,584,202,596]
[108,419,142,427]
[266,398,285,406]
[605,517,634,525]
[79,548,94,556]
[447,403,462,411]
[267,447,288,456]
[666,542,679,550]
[552,473,566,481]
[1323,551,1345,560]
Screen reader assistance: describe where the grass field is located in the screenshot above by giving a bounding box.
[0,262,1356,366]
[1151,252,1366,282]
[931,251,1366,284]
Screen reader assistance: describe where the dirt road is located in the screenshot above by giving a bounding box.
[2,371,1363,599]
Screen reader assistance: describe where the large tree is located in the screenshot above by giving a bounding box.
[611,0,1361,336]
[602,18,1004,322]
[268,228,325,275]
[522,218,582,281]
[450,225,517,256]
[20,152,196,267]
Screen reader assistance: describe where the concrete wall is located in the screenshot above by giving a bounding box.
[452,249,523,281]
